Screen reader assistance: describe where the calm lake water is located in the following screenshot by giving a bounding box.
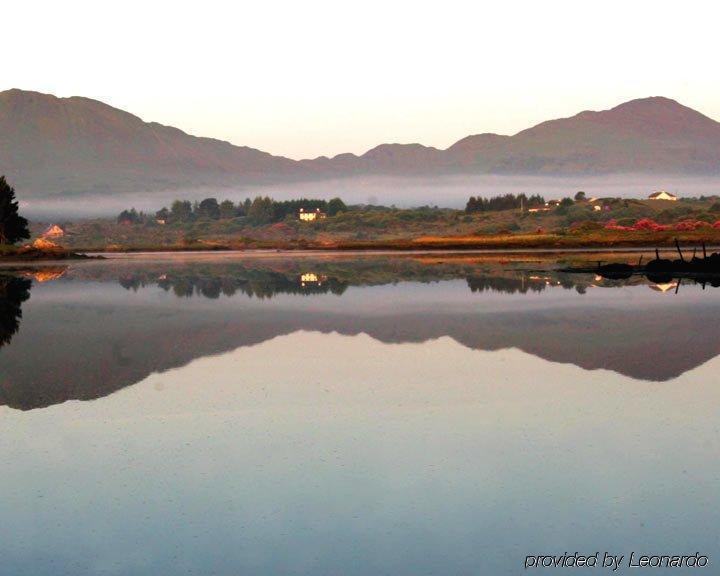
[0,253,718,575]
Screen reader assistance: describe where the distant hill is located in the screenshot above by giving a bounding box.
[315,97,720,176]
[1,89,720,201]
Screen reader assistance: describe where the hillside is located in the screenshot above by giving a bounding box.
[2,90,720,201]
[482,97,720,173]
[29,194,720,253]
[0,89,304,196]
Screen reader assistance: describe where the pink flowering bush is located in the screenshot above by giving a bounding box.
[674,220,710,231]
[633,218,672,231]
[603,218,709,232]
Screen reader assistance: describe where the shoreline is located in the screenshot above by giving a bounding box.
[4,234,720,263]
[1,245,711,266]
[0,247,100,263]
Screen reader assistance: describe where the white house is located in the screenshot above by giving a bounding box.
[299,208,327,222]
[648,191,678,201]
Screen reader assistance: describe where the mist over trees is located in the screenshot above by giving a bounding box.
[0,176,30,245]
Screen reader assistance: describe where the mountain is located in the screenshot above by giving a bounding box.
[471,97,720,174]
[1,89,720,201]
[291,96,720,176]
[0,89,304,196]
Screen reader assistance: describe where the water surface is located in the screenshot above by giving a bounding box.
[0,254,717,575]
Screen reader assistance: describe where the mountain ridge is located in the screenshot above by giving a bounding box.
[1,89,720,200]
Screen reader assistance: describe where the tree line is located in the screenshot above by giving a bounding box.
[465,193,546,213]
[118,196,348,225]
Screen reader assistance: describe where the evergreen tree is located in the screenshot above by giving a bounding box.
[327,197,348,216]
[197,198,221,219]
[247,196,275,225]
[117,208,141,224]
[170,200,193,222]
[0,176,30,245]
[155,207,170,221]
[465,193,545,214]
[219,200,237,219]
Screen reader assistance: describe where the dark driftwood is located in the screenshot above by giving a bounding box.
[560,240,720,285]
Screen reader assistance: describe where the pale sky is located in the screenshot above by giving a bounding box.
[4,0,719,159]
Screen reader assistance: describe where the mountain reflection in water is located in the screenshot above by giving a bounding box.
[4,331,718,576]
[1,254,719,410]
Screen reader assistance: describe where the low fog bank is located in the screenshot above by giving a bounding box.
[21,174,720,220]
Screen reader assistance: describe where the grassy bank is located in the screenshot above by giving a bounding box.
[51,229,720,253]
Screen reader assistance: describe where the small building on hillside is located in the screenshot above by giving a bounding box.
[648,191,678,201]
[42,224,65,238]
[299,208,327,222]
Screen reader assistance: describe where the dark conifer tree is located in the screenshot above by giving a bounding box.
[0,176,30,245]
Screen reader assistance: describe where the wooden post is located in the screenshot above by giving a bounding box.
[675,239,685,262]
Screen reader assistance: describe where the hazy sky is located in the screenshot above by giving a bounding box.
[4,0,719,159]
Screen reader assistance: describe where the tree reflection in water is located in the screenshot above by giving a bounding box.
[0,275,31,348]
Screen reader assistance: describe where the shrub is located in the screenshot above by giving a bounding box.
[603,217,714,232]
[616,218,637,227]
[674,220,709,231]
[562,205,596,226]
[569,221,604,233]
